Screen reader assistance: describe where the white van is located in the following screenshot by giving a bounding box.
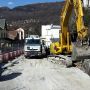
[24,35,46,58]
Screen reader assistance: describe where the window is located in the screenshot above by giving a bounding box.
[25,39,40,45]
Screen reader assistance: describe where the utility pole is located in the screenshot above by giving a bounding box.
[87,0,90,7]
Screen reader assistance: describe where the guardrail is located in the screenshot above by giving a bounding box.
[0,40,24,63]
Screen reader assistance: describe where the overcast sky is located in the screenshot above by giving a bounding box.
[0,0,64,8]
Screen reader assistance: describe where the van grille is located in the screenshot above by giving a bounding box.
[27,47,38,50]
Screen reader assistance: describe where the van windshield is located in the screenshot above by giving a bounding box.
[25,39,40,45]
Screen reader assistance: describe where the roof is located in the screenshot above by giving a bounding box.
[7,31,18,40]
[0,19,6,30]
[42,24,61,30]
[7,28,24,40]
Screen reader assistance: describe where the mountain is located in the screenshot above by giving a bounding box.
[0,1,89,36]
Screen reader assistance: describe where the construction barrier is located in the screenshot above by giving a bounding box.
[9,52,13,60]
[0,53,3,63]
[13,51,17,58]
[0,49,23,63]
[0,39,24,63]
[17,50,20,56]
[3,53,9,62]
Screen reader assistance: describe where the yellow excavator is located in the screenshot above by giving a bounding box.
[50,0,90,64]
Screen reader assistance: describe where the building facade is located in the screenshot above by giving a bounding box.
[41,24,61,47]
[83,0,90,7]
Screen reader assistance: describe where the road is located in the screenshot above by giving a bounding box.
[0,56,90,90]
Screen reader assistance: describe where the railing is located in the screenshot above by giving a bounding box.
[0,39,24,63]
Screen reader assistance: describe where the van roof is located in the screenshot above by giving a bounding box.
[25,35,40,39]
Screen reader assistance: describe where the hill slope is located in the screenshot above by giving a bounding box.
[0,2,65,35]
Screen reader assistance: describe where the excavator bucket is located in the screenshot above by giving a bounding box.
[71,43,90,61]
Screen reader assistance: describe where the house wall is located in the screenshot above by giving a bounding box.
[41,24,61,47]
[83,0,90,7]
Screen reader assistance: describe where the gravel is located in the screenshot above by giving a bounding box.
[0,56,90,90]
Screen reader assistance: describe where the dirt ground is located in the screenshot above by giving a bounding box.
[0,56,90,90]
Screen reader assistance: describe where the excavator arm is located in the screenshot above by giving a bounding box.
[61,0,88,47]
[72,0,87,39]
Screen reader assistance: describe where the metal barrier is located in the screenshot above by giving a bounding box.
[0,39,24,63]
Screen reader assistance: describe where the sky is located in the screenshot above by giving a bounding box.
[0,0,64,8]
